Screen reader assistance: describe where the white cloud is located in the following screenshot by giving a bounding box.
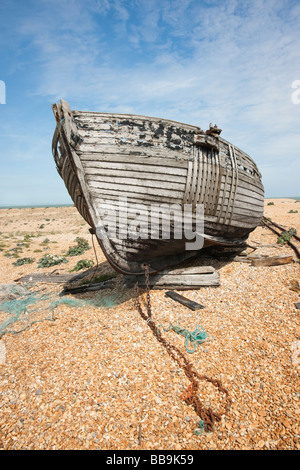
[2,0,300,198]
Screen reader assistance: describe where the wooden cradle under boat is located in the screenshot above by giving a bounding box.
[51,99,264,275]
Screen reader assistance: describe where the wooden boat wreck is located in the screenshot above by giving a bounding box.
[52,99,264,275]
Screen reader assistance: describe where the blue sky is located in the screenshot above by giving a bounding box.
[0,0,299,206]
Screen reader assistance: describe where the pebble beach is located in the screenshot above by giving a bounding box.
[0,198,299,450]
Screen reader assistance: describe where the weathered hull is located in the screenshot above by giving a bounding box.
[52,99,264,275]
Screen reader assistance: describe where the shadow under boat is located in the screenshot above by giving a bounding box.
[57,243,249,305]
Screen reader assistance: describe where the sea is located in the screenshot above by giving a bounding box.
[0,196,300,209]
[1,197,300,210]
[0,204,73,210]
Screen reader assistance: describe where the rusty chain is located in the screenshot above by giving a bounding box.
[135,263,231,432]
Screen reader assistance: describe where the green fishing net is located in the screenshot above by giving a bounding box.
[0,287,119,337]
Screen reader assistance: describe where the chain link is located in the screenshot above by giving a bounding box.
[135,263,231,432]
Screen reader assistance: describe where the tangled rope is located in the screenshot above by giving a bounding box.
[157,324,207,353]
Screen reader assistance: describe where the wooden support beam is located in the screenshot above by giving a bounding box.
[60,280,115,295]
[15,269,95,284]
[123,265,220,290]
[250,255,294,267]
[165,291,205,310]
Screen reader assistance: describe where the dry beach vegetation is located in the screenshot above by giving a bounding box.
[0,198,299,450]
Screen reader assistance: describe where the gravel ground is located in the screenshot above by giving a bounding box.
[0,199,299,450]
